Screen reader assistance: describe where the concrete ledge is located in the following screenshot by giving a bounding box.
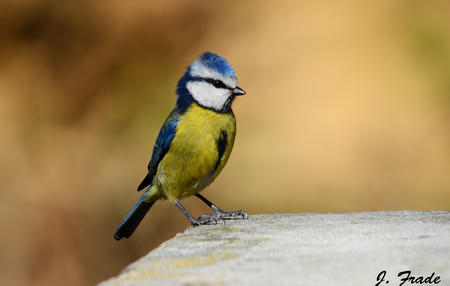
[100,211,449,286]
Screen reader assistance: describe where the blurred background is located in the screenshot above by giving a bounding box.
[0,0,449,285]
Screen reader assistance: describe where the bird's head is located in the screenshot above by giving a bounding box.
[176,52,245,113]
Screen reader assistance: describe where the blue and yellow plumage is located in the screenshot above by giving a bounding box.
[114,52,247,240]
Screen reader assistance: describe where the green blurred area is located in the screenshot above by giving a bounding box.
[0,0,449,285]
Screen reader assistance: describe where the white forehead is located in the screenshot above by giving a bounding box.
[190,61,237,88]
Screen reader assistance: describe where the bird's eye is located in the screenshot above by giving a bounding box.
[212,80,226,89]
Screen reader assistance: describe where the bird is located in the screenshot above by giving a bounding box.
[114,52,248,240]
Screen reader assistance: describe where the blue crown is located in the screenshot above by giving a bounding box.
[198,52,236,78]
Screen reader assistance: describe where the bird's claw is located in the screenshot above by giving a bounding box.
[216,210,248,220]
[193,214,225,226]
[192,210,248,226]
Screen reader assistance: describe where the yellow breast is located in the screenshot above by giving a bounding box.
[156,103,236,201]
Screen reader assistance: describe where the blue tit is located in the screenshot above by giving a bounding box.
[114,52,247,240]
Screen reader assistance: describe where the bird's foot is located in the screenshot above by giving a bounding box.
[193,213,225,226]
[215,209,248,220]
[192,210,248,226]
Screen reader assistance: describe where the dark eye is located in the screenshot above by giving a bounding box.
[212,80,226,89]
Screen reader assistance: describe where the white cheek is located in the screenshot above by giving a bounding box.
[187,81,231,110]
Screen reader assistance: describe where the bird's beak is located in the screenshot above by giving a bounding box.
[232,86,246,96]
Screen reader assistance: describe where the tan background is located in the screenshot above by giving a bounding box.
[0,0,449,285]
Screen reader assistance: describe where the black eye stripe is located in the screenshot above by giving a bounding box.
[191,77,232,90]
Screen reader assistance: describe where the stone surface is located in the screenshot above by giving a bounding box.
[100,211,449,286]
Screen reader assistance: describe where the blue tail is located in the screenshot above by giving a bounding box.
[114,193,156,240]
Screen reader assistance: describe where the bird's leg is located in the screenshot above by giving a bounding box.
[174,200,221,226]
[195,193,248,220]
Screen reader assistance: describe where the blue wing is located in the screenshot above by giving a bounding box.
[137,109,180,191]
